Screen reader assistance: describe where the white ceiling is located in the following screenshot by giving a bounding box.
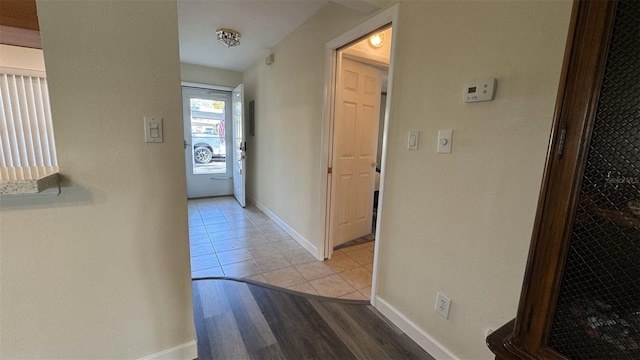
[177,0,379,72]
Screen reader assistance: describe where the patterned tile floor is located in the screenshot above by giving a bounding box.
[189,196,374,300]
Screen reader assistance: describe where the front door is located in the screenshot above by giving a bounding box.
[330,57,382,247]
[182,87,233,198]
[232,84,246,207]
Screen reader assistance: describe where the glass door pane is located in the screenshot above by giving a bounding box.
[189,97,227,175]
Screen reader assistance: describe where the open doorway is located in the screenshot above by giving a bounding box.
[182,86,234,198]
[182,85,247,203]
[320,5,398,304]
[330,26,391,253]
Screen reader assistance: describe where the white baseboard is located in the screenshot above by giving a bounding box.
[247,195,320,260]
[374,297,460,360]
[137,341,197,360]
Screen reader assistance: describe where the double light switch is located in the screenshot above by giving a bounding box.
[144,117,163,143]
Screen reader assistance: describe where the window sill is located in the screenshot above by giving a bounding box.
[0,171,60,197]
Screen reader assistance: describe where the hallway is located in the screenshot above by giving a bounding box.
[189,197,374,300]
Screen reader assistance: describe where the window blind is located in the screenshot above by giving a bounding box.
[0,73,58,181]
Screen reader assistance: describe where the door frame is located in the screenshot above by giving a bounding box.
[319,4,399,306]
[181,81,234,93]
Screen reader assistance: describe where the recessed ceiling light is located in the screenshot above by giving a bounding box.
[368,32,385,48]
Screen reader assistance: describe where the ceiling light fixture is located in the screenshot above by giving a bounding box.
[216,28,241,47]
[368,32,385,48]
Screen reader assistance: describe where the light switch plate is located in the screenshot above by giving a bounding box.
[144,117,163,143]
[437,129,452,153]
[407,130,420,150]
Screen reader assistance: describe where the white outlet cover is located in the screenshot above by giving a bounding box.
[435,292,451,319]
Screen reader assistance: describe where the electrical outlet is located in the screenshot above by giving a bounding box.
[435,292,451,319]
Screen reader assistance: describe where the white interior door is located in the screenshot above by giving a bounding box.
[232,84,246,207]
[183,87,233,198]
[330,57,382,248]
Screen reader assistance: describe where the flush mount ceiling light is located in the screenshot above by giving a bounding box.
[216,28,241,47]
[368,32,385,48]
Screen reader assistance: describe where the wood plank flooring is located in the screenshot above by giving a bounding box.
[192,279,435,360]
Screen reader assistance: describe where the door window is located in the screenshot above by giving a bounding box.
[189,98,226,175]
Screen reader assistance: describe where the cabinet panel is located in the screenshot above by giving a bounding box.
[547,0,639,357]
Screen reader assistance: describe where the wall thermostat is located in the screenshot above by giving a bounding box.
[464,78,496,103]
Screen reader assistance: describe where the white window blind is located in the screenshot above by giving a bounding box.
[0,73,58,181]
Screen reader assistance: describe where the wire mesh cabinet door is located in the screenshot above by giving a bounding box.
[488,0,639,358]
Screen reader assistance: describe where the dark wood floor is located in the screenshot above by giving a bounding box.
[192,279,435,360]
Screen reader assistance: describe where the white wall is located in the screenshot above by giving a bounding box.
[243,2,368,254]
[376,1,572,358]
[0,1,194,358]
[180,62,242,88]
[243,0,572,358]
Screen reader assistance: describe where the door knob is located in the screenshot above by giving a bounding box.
[371,162,376,168]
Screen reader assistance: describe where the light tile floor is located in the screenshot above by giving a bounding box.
[189,196,374,300]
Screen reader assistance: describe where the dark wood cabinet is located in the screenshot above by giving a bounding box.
[487,0,639,359]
